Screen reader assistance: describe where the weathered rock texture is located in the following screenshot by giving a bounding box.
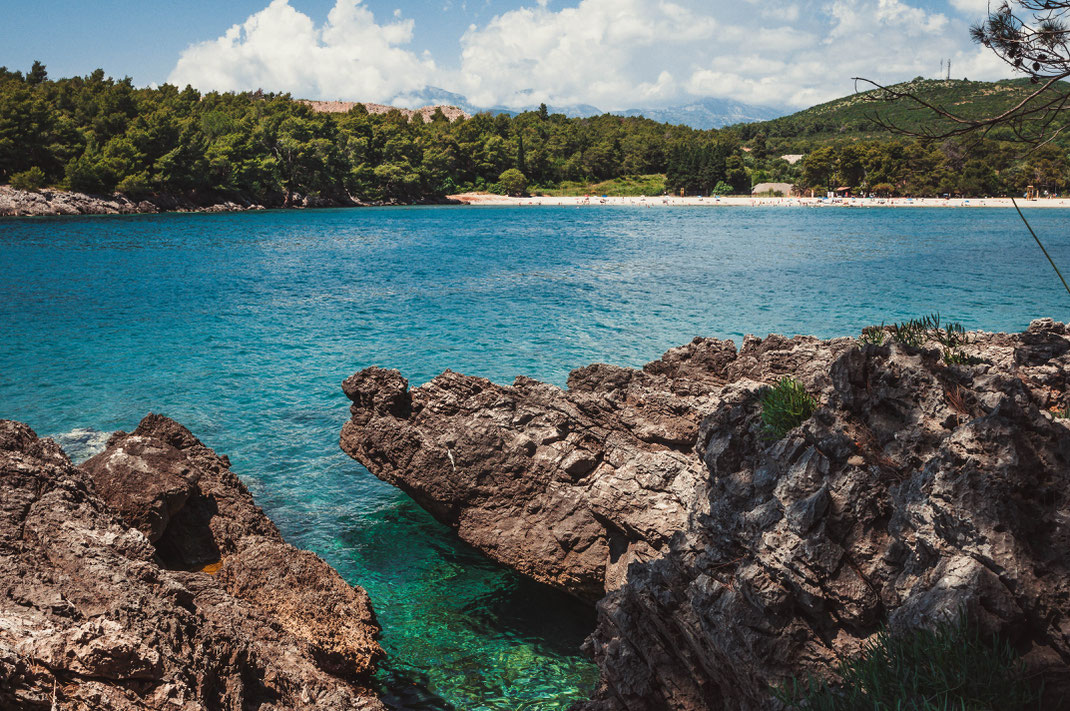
[0,185,459,217]
[1,415,384,710]
[342,320,1070,709]
[83,414,282,569]
[0,185,273,217]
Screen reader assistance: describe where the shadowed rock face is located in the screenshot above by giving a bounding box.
[342,320,1070,710]
[84,414,281,570]
[1,415,384,711]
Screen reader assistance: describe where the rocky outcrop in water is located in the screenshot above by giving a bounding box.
[1,414,383,710]
[342,320,1070,709]
[339,341,734,601]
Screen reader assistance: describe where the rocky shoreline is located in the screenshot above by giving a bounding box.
[6,320,1069,709]
[0,185,458,217]
[1,414,384,710]
[342,320,1070,709]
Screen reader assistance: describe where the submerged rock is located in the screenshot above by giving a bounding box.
[342,320,1070,709]
[0,415,384,711]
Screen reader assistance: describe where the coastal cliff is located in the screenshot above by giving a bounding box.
[0,414,383,710]
[341,320,1070,709]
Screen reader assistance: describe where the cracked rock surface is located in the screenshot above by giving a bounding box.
[342,320,1070,709]
[1,415,383,711]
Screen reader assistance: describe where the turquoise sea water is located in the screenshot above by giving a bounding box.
[1,205,1068,709]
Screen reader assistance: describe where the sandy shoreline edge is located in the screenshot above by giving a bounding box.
[450,192,1070,208]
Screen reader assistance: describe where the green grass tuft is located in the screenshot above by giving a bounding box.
[759,377,817,441]
[889,313,941,348]
[774,614,1039,711]
[884,315,981,366]
[858,325,887,346]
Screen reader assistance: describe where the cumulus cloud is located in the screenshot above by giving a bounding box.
[446,0,717,110]
[167,0,434,101]
[452,0,1011,110]
[682,0,1008,107]
[167,0,1017,111]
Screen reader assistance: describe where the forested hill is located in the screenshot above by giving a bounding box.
[737,77,1070,149]
[0,63,750,205]
[3,63,1069,204]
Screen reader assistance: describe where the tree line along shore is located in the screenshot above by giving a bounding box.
[2,63,1069,212]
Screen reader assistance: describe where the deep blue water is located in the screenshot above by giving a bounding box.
[1,205,1068,709]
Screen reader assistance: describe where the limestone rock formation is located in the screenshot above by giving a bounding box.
[0,185,272,217]
[340,337,735,601]
[84,414,281,569]
[342,320,1070,709]
[0,415,384,711]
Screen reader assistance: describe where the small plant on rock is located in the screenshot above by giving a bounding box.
[936,321,982,365]
[935,321,969,349]
[889,313,940,348]
[759,377,817,441]
[774,614,1039,711]
[886,315,981,365]
[858,325,886,346]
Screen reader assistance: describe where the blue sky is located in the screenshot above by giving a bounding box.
[2,0,1011,110]
[6,0,512,81]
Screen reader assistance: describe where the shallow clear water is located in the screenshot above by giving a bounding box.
[1,205,1068,708]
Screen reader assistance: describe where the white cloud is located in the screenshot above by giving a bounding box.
[447,0,716,110]
[452,0,1006,110]
[167,0,1018,112]
[167,0,434,101]
[949,0,993,16]
[683,0,1006,107]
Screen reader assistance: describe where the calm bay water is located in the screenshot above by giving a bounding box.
[1,205,1068,709]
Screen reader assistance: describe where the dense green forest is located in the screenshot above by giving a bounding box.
[1,64,1068,201]
[737,78,1070,196]
[0,62,749,204]
[741,136,1068,197]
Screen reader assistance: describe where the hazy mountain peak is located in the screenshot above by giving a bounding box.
[386,87,784,129]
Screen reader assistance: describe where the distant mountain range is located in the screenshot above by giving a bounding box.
[616,99,784,129]
[389,87,786,129]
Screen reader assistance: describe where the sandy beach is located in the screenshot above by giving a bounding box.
[451,192,1070,209]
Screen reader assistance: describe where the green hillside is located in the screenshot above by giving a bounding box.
[738,78,1070,149]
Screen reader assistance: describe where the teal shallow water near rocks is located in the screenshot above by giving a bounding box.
[1,205,1068,708]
